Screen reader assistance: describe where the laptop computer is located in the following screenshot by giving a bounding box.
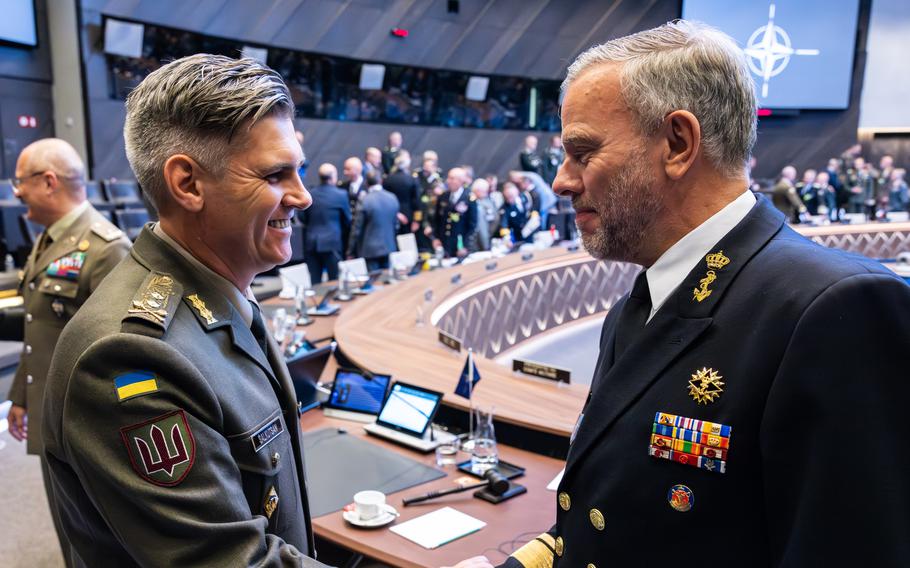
[363,381,457,452]
[322,368,391,423]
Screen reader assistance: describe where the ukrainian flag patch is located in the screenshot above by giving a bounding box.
[115,371,159,402]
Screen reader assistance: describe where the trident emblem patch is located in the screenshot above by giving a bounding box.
[121,410,196,486]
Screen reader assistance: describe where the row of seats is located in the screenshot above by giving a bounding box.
[0,179,144,209]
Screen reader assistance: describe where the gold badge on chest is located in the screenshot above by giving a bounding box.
[688,367,724,404]
[264,485,279,519]
[692,250,730,302]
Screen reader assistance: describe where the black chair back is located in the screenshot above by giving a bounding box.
[114,208,150,240]
[105,180,142,206]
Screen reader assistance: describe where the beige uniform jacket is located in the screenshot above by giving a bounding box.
[5,204,130,454]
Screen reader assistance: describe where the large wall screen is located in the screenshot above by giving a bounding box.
[0,0,37,48]
[683,0,860,109]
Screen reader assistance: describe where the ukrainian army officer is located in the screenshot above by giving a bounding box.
[1,137,130,556]
[42,55,329,567]
[484,21,910,568]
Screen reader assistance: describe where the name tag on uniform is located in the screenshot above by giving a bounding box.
[251,418,284,452]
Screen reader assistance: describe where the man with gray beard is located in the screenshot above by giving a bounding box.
[459,19,910,568]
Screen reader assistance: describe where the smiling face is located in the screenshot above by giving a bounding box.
[553,64,666,263]
[196,115,310,282]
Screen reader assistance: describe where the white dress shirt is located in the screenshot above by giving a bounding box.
[646,191,756,322]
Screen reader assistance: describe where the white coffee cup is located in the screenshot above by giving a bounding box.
[353,490,386,521]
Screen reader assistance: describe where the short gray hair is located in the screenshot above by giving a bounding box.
[563,20,757,178]
[124,54,294,208]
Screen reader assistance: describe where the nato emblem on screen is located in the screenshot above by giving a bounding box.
[682,0,860,109]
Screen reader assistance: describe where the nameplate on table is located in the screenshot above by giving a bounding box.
[438,330,462,352]
[512,359,570,383]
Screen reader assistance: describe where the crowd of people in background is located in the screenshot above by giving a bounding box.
[762,144,909,224]
[299,130,566,284]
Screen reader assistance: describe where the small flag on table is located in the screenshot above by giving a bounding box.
[455,350,481,399]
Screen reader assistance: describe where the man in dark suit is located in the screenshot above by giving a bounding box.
[498,181,530,245]
[338,156,365,213]
[383,151,421,235]
[477,20,910,568]
[541,134,564,186]
[301,163,351,283]
[348,172,399,271]
[519,135,542,175]
[433,167,477,257]
[381,131,403,174]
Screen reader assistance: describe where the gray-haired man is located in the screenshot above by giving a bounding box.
[42,54,328,566]
[462,19,910,568]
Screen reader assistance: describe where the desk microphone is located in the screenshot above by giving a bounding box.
[402,469,510,506]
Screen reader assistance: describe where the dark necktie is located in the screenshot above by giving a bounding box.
[34,232,53,259]
[613,270,652,359]
[249,300,270,357]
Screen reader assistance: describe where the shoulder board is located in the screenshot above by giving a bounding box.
[122,271,182,334]
[91,221,124,242]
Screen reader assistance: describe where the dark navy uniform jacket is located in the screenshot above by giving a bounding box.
[504,197,910,567]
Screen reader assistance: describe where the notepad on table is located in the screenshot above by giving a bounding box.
[389,507,486,549]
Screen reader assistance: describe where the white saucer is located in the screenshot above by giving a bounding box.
[342,504,399,528]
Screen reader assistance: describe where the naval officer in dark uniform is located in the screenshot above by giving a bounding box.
[2,137,130,560]
[459,20,910,568]
[42,54,328,567]
[433,167,477,257]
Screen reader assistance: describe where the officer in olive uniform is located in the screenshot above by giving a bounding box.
[42,54,327,567]
[433,167,477,257]
[1,139,130,562]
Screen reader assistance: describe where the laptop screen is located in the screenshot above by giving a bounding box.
[376,382,442,436]
[326,370,391,415]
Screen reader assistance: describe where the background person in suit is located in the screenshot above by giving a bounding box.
[301,163,351,283]
[338,156,366,213]
[383,151,421,234]
[478,20,910,568]
[1,137,130,558]
[541,134,565,186]
[498,182,530,245]
[519,135,542,175]
[381,131,403,173]
[348,172,399,271]
[42,54,327,567]
[468,178,499,251]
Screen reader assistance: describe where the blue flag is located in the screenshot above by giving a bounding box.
[454,354,481,399]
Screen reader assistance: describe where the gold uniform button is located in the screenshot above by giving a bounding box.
[554,536,564,557]
[26,374,33,384]
[558,492,571,511]
[588,564,597,568]
[272,452,280,466]
[53,284,61,292]
[26,313,33,323]
[28,282,35,290]
[25,345,32,355]
[589,508,605,531]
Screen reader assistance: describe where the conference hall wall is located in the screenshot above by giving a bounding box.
[79,0,869,182]
[0,0,53,179]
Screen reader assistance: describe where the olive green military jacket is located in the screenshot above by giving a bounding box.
[43,225,327,567]
[4,203,130,454]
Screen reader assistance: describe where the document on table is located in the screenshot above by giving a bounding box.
[389,507,486,549]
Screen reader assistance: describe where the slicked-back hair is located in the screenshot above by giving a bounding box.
[124,54,294,208]
[563,20,757,179]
